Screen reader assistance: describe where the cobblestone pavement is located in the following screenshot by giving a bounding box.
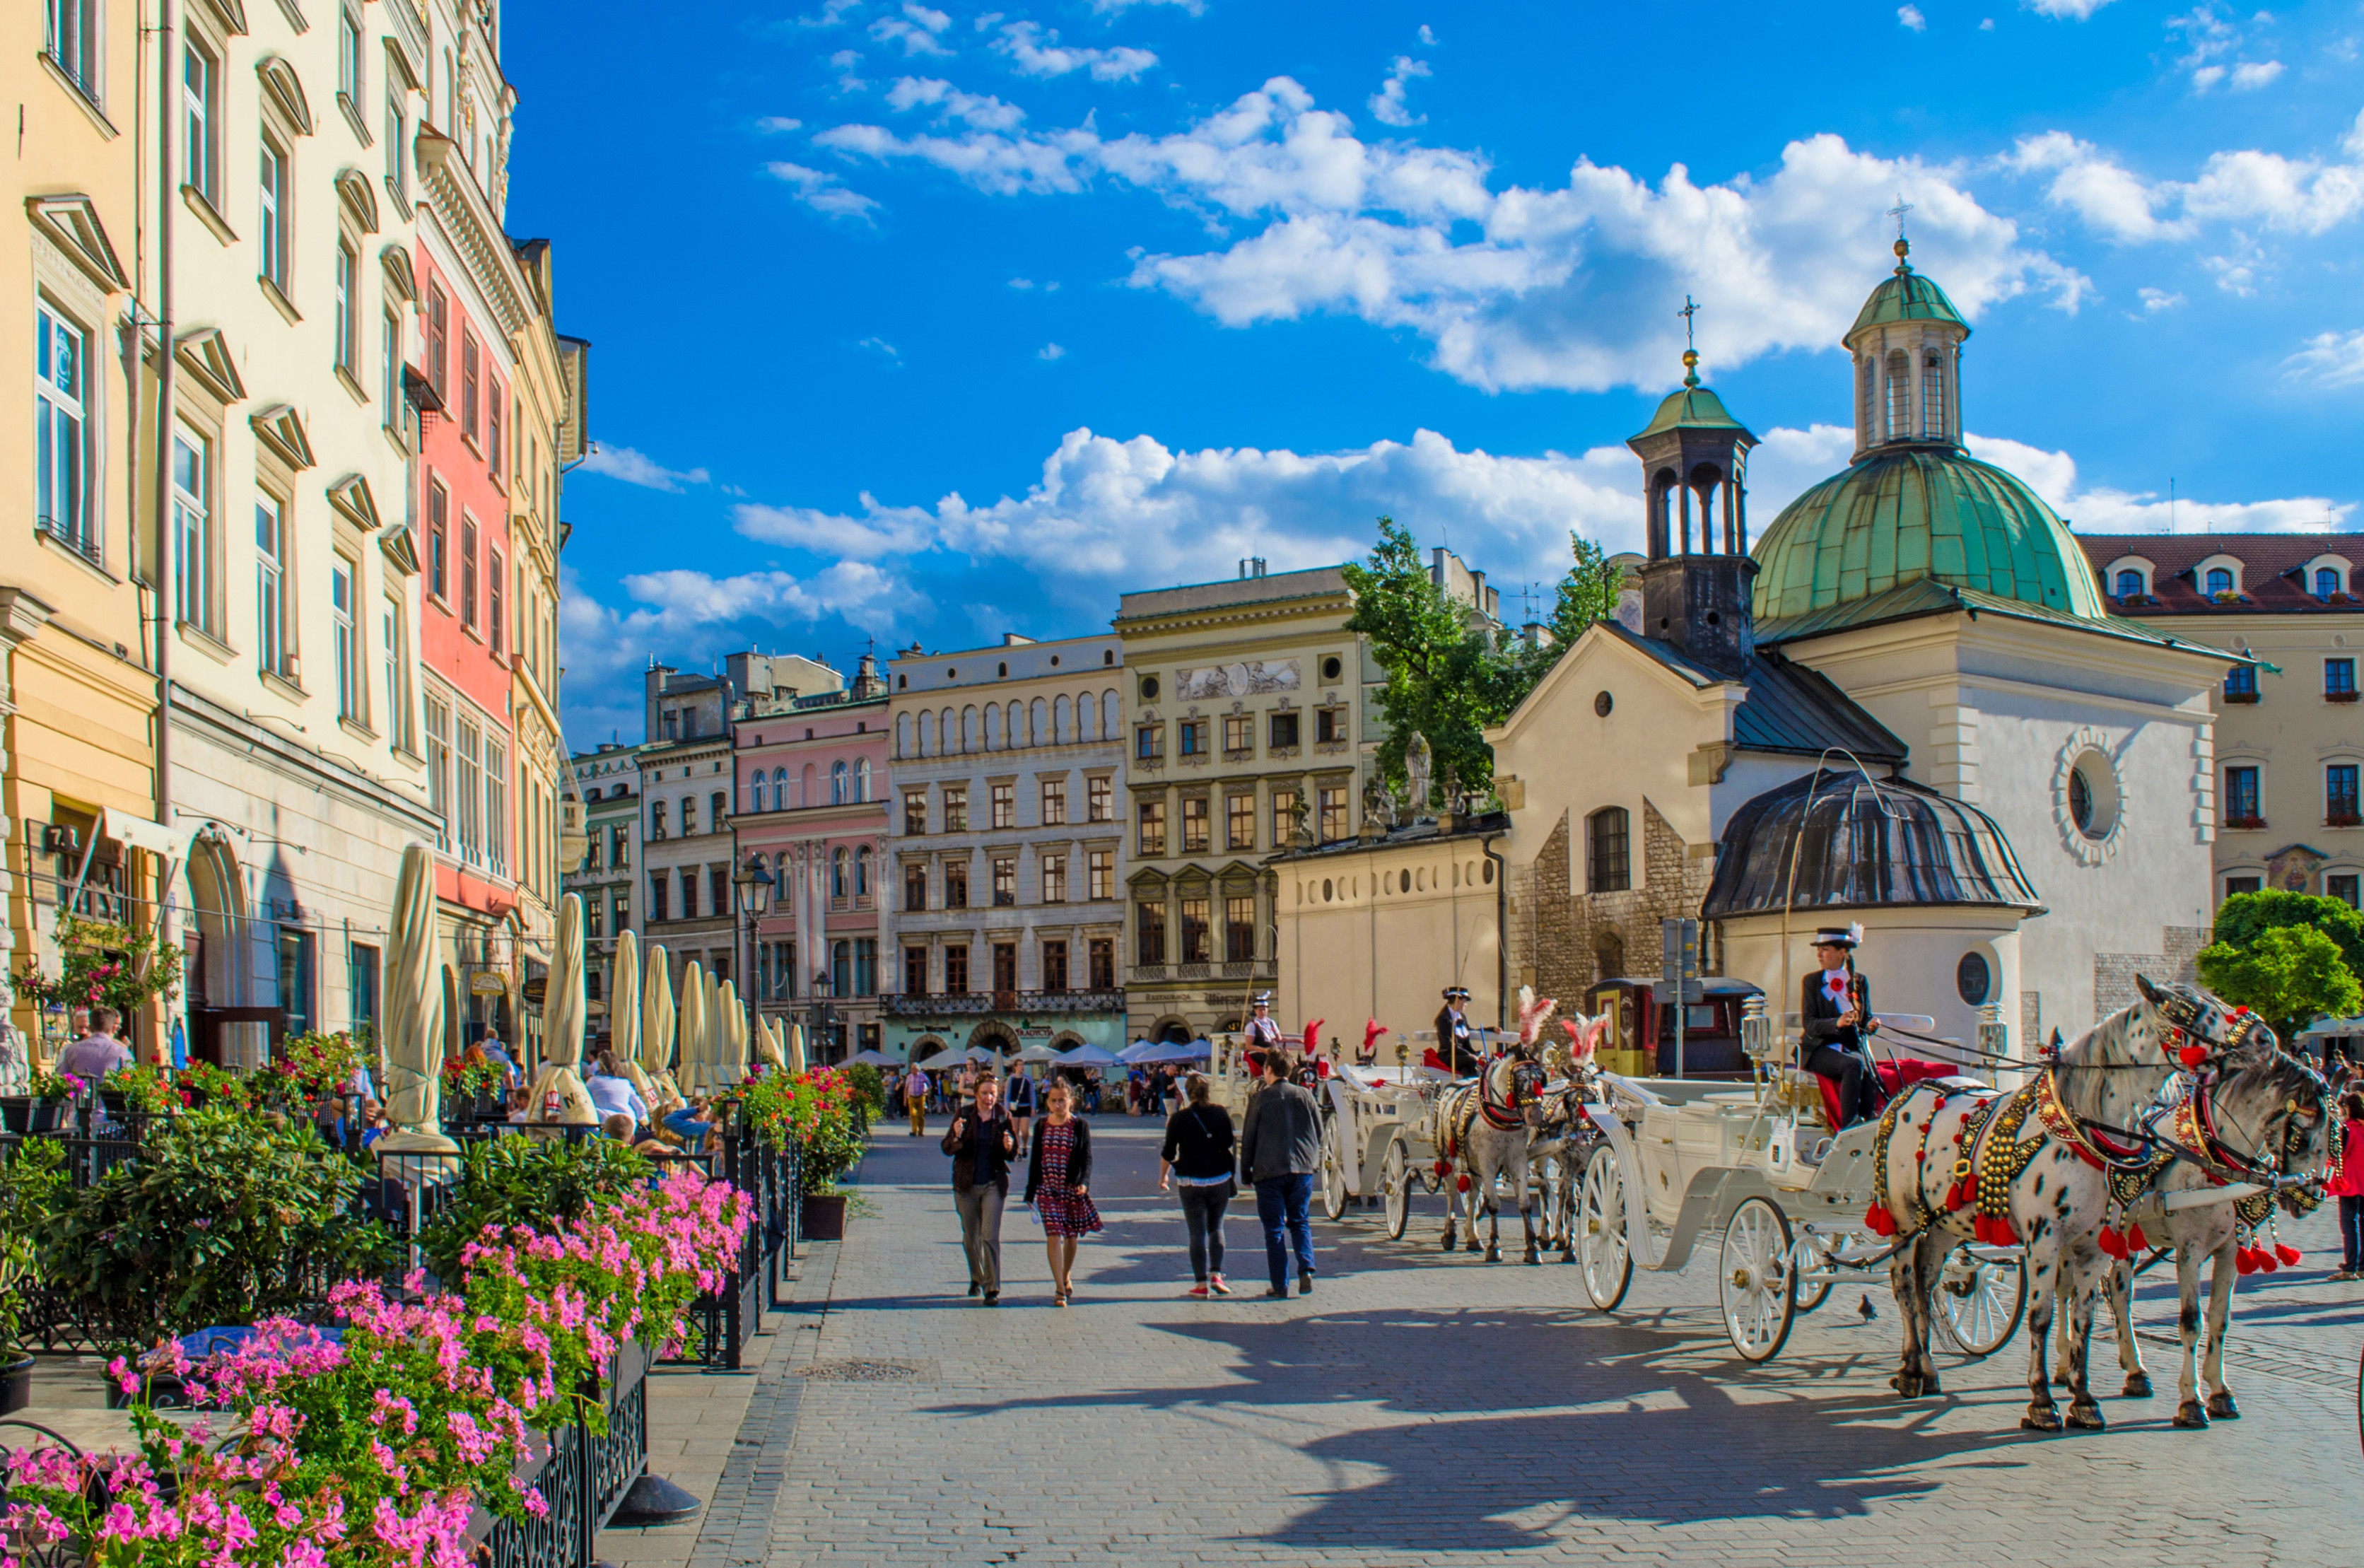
[747,1118,2363,1567]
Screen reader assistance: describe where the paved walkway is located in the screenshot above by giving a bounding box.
[628,1116,2364,1567]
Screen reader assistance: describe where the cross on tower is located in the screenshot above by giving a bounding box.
[1887,195,1914,238]
[1677,295,1700,350]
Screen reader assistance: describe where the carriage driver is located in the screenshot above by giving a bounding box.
[1434,986,1482,1078]
[1800,924,1880,1128]
[1243,992,1287,1075]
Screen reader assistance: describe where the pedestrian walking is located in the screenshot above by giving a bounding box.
[1159,1071,1237,1297]
[1024,1078,1101,1306]
[1005,1065,1037,1155]
[2327,1089,2364,1281]
[903,1064,930,1137]
[1237,1049,1321,1298]
[942,1076,1019,1304]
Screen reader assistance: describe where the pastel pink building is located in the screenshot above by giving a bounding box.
[734,657,890,1063]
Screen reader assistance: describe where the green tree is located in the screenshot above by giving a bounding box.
[2195,924,2363,1045]
[2210,889,2364,981]
[1342,517,1622,807]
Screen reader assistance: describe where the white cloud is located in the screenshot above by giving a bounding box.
[2026,0,2115,16]
[737,492,937,559]
[1979,18,1996,30]
[1038,341,1067,360]
[1008,276,1036,288]
[578,445,710,492]
[2008,128,2364,242]
[818,77,2084,394]
[795,0,863,28]
[756,116,804,134]
[2136,286,2184,310]
[886,76,1026,131]
[1965,433,2349,532]
[1418,23,1436,44]
[1369,55,1430,128]
[1898,6,1928,32]
[1089,0,1204,12]
[829,49,870,93]
[2230,60,2284,90]
[993,21,1159,81]
[767,160,881,221]
[857,336,901,362]
[871,3,952,57]
[2286,329,2364,387]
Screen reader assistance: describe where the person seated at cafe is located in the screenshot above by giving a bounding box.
[587,1050,649,1132]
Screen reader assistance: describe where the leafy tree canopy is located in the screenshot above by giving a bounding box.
[1342,516,1622,808]
[2209,889,2364,983]
[2195,923,2363,1046]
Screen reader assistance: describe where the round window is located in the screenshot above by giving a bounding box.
[1322,655,1343,681]
[1322,878,1334,902]
[1594,691,1614,718]
[2067,753,2118,840]
[1140,675,1160,701]
[1956,951,1992,1007]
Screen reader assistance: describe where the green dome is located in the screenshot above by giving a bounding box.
[1849,266,1969,337]
[1633,382,1752,441]
[1751,447,2107,624]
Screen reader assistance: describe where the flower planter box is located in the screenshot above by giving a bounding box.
[2330,691,2361,704]
[2222,691,2260,704]
[0,1352,34,1415]
[800,1193,846,1240]
[2223,817,2267,831]
[2,1096,71,1135]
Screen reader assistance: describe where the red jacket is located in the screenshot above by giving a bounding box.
[2327,1118,2364,1198]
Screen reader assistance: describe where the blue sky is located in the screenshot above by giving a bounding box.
[503,0,2364,743]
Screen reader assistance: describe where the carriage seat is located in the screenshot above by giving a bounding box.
[1810,1057,1957,1133]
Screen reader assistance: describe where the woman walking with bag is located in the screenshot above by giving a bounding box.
[1159,1072,1236,1297]
[942,1077,1019,1304]
[1024,1078,1101,1306]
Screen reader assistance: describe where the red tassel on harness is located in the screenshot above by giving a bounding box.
[2125,1222,2148,1253]
[1989,1215,2019,1246]
[1432,1159,1449,1181]
[2098,1227,2126,1260]
[2178,1043,2208,1067]
[1864,1203,1895,1237]
[2274,1242,2304,1268]
[1456,1174,1472,1194]
[2235,1247,2260,1276]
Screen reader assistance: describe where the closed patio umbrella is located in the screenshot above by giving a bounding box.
[610,931,652,1102]
[642,945,679,1104]
[755,1013,785,1072]
[787,1017,809,1074]
[678,959,708,1096]
[528,893,598,1124]
[715,979,746,1087]
[378,843,455,1154]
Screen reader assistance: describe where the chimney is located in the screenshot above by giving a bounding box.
[1238,558,1267,580]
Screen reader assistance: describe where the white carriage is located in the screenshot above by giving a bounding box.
[1572,1001,2030,1362]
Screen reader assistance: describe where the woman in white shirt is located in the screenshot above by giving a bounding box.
[587,1050,649,1132]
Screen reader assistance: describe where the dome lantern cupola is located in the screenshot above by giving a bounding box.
[1627,311,1760,676]
[1844,234,1970,462]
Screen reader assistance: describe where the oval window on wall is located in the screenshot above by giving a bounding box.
[2067,752,2119,840]
[1956,950,1993,1007]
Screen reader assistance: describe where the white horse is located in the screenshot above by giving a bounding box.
[2068,1042,2334,1428]
[1871,975,2255,1432]
[1427,990,1573,1263]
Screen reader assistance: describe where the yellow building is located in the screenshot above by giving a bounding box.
[4,3,168,1060]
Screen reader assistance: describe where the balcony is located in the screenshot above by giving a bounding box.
[880,989,1125,1019]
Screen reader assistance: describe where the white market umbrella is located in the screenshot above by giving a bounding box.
[1056,1043,1124,1068]
[378,843,454,1154]
[787,1017,809,1075]
[715,979,747,1087]
[1014,1043,1063,1063]
[678,959,708,1095]
[965,1046,1003,1064]
[847,1048,896,1066]
[1118,1039,1161,1063]
[528,894,598,1124]
[642,945,680,1105]
[610,932,653,1103]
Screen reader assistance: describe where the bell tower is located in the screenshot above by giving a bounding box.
[1625,320,1759,678]
[1844,226,1972,462]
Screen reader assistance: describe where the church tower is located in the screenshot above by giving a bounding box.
[1625,341,1758,677]
[1844,235,1970,462]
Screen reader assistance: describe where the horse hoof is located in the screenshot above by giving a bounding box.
[1919,1371,1943,1396]
[1484,1246,1500,1263]
[1890,1372,1924,1399]
[2020,1406,2064,1432]
[1465,1240,1482,1255]
[2206,1391,2240,1420]
[2173,1400,2209,1429]
[1560,1251,1576,1265]
[2066,1403,2107,1432]
[1439,1234,1456,1253]
[2122,1374,2153,1399]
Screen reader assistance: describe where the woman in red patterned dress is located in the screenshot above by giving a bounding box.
[1025,1078,1103,1306]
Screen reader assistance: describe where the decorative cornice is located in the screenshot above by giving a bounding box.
[250,404,317,471]
[256,57,315,136]
[325,472,382,532]
[414,129,531,339]
[25,195,129,292]
[173,327,247,404]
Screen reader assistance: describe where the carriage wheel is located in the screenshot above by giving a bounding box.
[1382,1136,1412,1241]
[1575,1143,1632,1312]
[1319,1116,1350,1223]
[1931,1244,2027,1360]
[1791,1231,1838,1316]
[1719,1196,1796,1363]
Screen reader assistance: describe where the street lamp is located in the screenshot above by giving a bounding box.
[733,858,773,1070]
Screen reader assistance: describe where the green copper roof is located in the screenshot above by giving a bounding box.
[1751,447,2108,626]
[1849,266,1969,337]
[1632,383,1755,442]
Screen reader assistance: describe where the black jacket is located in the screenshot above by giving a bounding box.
[1238,1078,1322,1183]
[941,1106,1018,1191]
[1435,1005,1480,1075]
[1800,969,1875,1060]
[1161,1102,1237,1181]
[1022,1115,1092,1205]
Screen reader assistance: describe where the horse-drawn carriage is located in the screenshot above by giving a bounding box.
[1572,997,2029,1362]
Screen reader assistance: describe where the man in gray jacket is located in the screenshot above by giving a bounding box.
[1238,1051,1323,1297]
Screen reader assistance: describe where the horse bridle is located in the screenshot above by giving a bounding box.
[1476,1055,1545,1130]
[2136,1047,2330,1195]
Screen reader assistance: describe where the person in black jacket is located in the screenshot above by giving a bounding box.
[942,1076,1019,1304]
[1238,1051,1323,1298]
[1158,1072,1238,1297]
[1800,925,1880,1128]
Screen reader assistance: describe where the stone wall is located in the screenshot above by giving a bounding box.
[2093,925,2212,1024]
[1511,799,1716,1002]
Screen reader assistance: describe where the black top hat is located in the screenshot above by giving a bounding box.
[1443,985,1471,1000]
[1811,924,1863,950]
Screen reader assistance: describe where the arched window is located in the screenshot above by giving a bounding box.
[752,772,770,814]
[984,703,1000,749]
[941,708,955,754]
[2318,566,2342,600]
[856,756,872,801]
[963,706,978,752]
[1031,698,1048,747]
[831,759,848,805]
[681,797,698,836]
[1919,352,1946,440]
[855,844,872,897]
[1859,356,1877,444]
[1078,691,1096,739]
[896,713,912,757]
[918,710,936,756]
[802,762,816,805]
[1103,688,1120,738]
[2206,567,2235,596]
[2114,569,2143,599]
[1054,694,1071,743]
[831,846,848,898]
[651,800,667,838]
[773,766,789,807]
[1586,806,1631,894]
[1885,350,1911,441]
